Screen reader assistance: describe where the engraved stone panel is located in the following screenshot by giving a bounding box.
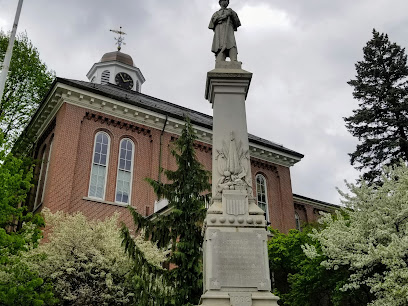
[208,231,269,290]
[230,292,252,306]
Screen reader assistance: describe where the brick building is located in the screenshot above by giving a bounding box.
[25,50,338,233]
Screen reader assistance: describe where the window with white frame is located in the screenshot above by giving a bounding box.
[295,212,301,231]
[256,174,269,221]
[89,132,110,199]
[101,70,110,84]
[34,146,47,210]
[40,140,53,204]
[115,138,134,204]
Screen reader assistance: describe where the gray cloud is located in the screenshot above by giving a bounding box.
[1,0,408,204]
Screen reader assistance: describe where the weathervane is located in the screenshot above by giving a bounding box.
[110,26,126,51]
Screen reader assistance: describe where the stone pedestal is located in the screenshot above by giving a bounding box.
[200,63,279,306]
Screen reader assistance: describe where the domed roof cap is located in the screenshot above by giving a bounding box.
[101,51,134,66]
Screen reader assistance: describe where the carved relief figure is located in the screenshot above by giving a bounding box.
[209,0,241,62]
[215,132,251,195]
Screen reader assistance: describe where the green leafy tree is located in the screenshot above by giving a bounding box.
[268,226,327,304]
[0,31,54,147]
[308,163,408,306]
[121,117,211,305]
[345,29,408,184]
[28,209,166,306]
[0,135,56,305]
[269,225,373,306]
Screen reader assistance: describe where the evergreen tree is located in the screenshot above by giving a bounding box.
[345,29,408,184]
[121,117,211,305]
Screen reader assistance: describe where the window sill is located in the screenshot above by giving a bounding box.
[33,202,43,213]
[83,197,130,208]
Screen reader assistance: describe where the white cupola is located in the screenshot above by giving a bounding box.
[86,51,145,92]
[86,28,145,92]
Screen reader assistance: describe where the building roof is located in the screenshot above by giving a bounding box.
[100,51,134,66]
[35,77,304,159]
[293,193,341,210]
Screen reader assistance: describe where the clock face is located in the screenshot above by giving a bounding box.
[115,72,134,90]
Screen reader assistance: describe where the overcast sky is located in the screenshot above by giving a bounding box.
[1,0,408,205]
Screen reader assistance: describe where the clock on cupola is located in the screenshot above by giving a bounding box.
[86,27,145,92]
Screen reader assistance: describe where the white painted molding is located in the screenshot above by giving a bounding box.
[29,83,302,168]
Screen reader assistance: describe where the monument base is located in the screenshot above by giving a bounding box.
[215,60,242,70]
[200,190,279,305]
[199,291,279,306]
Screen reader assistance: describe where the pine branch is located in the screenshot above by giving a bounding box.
[121,116,210,304]
[346,29,408,185]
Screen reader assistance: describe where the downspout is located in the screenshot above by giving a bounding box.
[158,115,168,185]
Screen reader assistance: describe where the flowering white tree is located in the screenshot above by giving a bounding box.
[28,209,167,306]
[308,163,408,306]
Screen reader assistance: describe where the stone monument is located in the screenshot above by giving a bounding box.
[200,1,280,305]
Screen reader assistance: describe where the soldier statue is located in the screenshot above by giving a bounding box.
[209,0,241,62]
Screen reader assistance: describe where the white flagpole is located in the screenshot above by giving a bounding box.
[0,0,24,101]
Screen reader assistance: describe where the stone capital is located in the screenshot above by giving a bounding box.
[205,68,253,104]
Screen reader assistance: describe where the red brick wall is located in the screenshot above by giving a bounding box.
[42,103,82,214]
[35,102,297,233]
[294,200,334,227]
[294,205,308,228]
[250,160,296,232]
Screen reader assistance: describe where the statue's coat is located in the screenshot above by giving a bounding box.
[209,8,241,54]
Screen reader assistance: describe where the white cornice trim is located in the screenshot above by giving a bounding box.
[30,83,303,168]
[293,194,340,211]
[28,85,63,140]
[250,143,302,167]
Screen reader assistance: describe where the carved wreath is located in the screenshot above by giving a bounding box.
[215,132,251,195]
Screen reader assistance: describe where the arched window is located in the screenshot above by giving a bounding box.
[101,70,110,84]
[256,174,269,221]
[89,132,110,199]
[34,146,47,210]
[41,140,53,204]
[33,140,53,211]
[115,138,134,204]
[295,212,301,231]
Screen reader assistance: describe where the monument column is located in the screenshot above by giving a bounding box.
[200,2,280,305]
[206,70,253,198]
